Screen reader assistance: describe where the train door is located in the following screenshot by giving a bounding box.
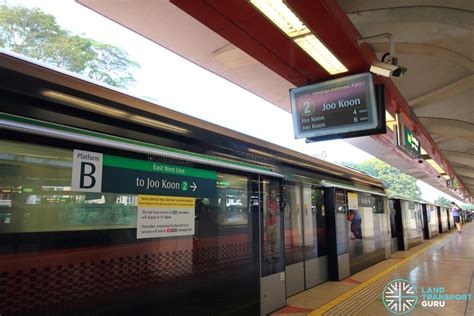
[282,181,304,297]
[303,185,328,288]
[260,178,285,315]
[388,199,399,252]
[283,182,328,298]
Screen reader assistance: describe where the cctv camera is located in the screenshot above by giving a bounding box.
[370,60,407,78]
[358,34,407,77]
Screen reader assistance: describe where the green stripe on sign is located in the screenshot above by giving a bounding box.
[103,155,217,179]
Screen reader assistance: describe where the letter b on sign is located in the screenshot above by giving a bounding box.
[71,150,103,192]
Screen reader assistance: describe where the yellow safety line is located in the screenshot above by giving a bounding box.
[309,230,457,316]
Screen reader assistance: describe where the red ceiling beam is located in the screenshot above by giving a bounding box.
[172,0,316,85]
[318,0,464,196]
[285,0,367,74]
[171,0,467,198]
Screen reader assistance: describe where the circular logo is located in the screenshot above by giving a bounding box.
[382,279,418,314]
[300,99,315,116]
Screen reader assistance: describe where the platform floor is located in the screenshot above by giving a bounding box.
[273,223,473,316]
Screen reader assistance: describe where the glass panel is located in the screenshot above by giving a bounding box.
[283,182,303,265]
[314,188,327,257]
[335,189,348,255]
[214,174,249,227]
[404,201,423,241]
[389,200,397,238]
[0,139,260,314]
[426,204,438,235]
[372,196,386,251]
[261,179,284,276]
[347,192,387,260]
[0,141,138,234]
[440,207,448,230]
[303,185,317,260]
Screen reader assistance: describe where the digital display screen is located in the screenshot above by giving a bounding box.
[290,73,381,140]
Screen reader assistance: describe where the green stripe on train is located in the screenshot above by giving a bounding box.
[0,112,271,172]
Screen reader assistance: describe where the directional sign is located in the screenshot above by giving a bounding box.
[72,151,217,197]
[400,124,421,159]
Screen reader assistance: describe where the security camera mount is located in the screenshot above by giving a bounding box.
[357,33,396,62]
[358,33,406,77]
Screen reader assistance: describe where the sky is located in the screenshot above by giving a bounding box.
[2,0,465,205]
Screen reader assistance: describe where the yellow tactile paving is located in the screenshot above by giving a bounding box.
[309,228,462,316]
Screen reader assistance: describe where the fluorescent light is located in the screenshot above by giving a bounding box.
[420,147,428,155]
[250,0,348,75]
[442,175,450,180]
[249,0,310,38]
[385,111,396,131]
[426,159,446,174]
[294,35,348,74]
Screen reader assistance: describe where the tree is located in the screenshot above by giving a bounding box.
[344,159,422,201]
[434,196,451,207]
[0,4,139,88]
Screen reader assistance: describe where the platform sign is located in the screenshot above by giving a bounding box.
[72,151,217,197]
[290,73,385,141]
[137,195,195,239]
[71,150,103,192]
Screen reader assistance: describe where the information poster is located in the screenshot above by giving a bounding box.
[137,195,195,239]
[348,192,359,209]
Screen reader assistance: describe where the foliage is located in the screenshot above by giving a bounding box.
[434,196,451,207]
[0,4,139,88]
[344,159,422,201]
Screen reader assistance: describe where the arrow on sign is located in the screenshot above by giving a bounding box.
[191,182,198,192]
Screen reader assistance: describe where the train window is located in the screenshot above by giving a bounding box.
[335,190,347,213]
[262,179,284,276]
[372,196,385,213]
[0,138,255,237]
[404,201,423,241]
[0,139,137,233]
[283,182,303,265]
[346,191,387,265]
[388,200,397,238]
[0,138,261,314]
[215,174,249,226]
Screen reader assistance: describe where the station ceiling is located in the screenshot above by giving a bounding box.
[78,0,473,202]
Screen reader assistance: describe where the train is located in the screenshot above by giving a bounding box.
[0,52,455,315]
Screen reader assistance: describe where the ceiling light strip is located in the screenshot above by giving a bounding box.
[250,0,348,75]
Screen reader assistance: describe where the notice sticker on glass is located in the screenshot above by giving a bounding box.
[347,192,359,210]
[137,195,195,239]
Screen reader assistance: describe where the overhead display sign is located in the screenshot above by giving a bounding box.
[137,195,195,239]
[290,73,385,141]
[72,150,217,197]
